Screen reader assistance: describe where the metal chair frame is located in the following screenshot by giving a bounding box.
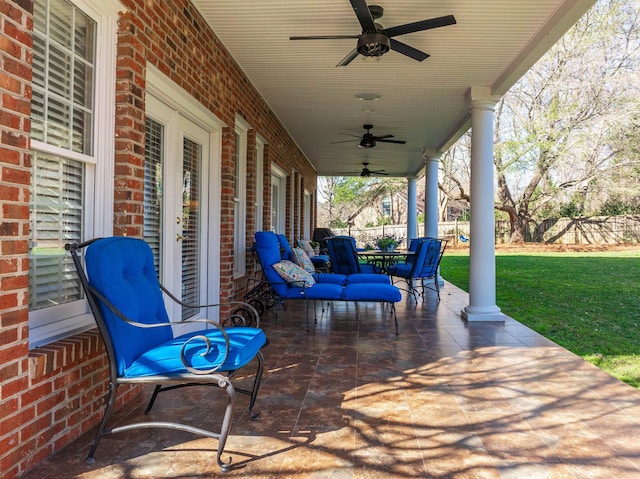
[388,237,448,301]
[66,238,267,472]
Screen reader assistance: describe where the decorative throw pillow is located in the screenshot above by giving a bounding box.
[298,239,316,258]
[272,260,316,287]
[293,247,315,273]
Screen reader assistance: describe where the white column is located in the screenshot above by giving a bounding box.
[407,176,417,243]
[423,154,440,238]
[462,87,505,322]
[423,152,443,285]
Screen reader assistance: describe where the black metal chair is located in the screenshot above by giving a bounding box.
[387,237,447,300]
[326,236,383,275]
[66,236,268,472]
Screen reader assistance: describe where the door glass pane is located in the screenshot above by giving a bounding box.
[181,137,201,320]
[144,117,163,276]
[271,183,279,232]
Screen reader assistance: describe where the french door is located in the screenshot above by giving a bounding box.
[145,95,211,323]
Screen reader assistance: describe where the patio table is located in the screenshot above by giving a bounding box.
[357,249,414,273]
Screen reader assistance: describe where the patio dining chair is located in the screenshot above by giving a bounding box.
[387,237,447,300]
[326,236,382,275]
[66,236,268,472]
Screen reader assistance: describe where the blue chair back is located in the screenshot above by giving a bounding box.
[326,236,361,275]
[255,231,290,296]
[416,238,443,278]
[85,237,173,376]
[276,234,294,261]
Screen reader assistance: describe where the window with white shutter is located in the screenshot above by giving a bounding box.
[28,0,118,348]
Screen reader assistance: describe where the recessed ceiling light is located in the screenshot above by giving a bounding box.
[355,93,381,101]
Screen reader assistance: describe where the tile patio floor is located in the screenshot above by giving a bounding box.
[23,282,640,478]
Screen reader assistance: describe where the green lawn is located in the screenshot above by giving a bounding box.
[440,249,640,388]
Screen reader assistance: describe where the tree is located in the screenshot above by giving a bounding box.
[317,176,406,227]
[440,0,640,241]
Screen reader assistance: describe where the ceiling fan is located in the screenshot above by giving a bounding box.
[332,124,406,149]
[289,0,456,67]
[360,162,388,177]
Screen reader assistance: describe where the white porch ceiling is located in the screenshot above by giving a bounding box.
[192,0,596,178]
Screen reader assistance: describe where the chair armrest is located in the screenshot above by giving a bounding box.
[88,283,231,374]
[159,284,261,327]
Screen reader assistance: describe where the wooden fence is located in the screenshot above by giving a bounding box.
[335,215,640,247]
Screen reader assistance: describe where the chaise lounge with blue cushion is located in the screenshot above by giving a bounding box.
[255,231,402,333]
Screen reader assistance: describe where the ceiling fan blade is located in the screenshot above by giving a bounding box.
[377,138,407,144]
[372,171,389,175]
[290,35,360,40]
[373,134,394,140]
[338,132,363,138]
[330,139,360,144]
[390,39,429,62]
[336,48,360,67]
[349,0,377,32]
[385,15,457,37]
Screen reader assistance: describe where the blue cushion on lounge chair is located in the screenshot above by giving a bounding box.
[343,283,402,302]
[125,328,267,377]
[277,234,294,261]
[313,272,348,284]
[286,283,344,300]
[345,273,391,284]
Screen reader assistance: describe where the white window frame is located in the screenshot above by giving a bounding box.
[28,0,119,348]
[255,135,265,232]
[233,116,249,278]
[271,165,287,233]
[304,190,312,239]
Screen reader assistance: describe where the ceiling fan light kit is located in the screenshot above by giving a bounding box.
[357,32,390,57]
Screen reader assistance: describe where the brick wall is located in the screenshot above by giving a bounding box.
[1,1,35,477]
[0,0,318,477]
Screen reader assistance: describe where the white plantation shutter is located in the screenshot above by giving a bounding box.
[144,117,163,275]
[29,152,84,311]
[181,138,201,320]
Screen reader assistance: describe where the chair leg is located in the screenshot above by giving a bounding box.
[86,381,118,464]
[145,385,162,414]
[216,381,236,472]
[391,303,399,335]
[247,351,265,419]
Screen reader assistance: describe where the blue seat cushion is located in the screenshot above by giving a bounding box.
[311,254,329,265]
[285,283,344,300]
[345,273,390,284]
[342,283,402,302]
[386,263,412,276]
[358,263,380,274]
[124,327,267,377]
[313,272,348,284]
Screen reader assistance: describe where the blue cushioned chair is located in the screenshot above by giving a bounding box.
[66,237,268,472]
[254,231,401,333]
[326,236,382,275]
[387,237,447,301]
